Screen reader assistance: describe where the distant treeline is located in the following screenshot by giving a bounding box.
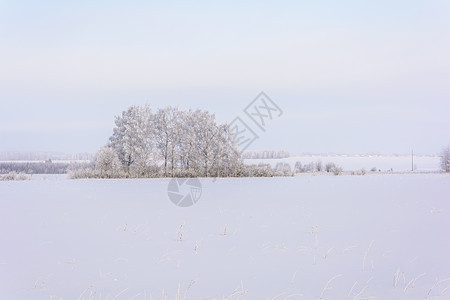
[0,161,93,175]
[0,151,94,161]
[242,150,290,159]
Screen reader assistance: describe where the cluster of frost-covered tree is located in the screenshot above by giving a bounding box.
[71,105,245,178]
[293,161,343,175]
[242,150,290,159]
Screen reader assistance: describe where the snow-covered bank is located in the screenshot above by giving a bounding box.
[1,175,449,299]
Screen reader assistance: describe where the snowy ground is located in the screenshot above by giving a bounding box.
[1,174,449,299]
[245,154,440,172]
[29,174,69,180]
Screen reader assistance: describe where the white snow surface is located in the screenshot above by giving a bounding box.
[1,175,449,299]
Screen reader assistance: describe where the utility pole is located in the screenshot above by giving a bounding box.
[411,150,414,172]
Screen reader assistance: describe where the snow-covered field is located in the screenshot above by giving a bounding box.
[29,174,69,180]
[1,175,449,299]
[245,155,440,172]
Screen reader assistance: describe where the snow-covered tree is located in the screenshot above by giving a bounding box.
[441,146,450,172]
[294,161,302,173]
[219,123,243,177]
[95,147,122,178]
[315,160,323,172]
[193,110,220,177]
[109,104,153,175]
[167,108,184,177]
[255,163,274,177]
[153,106,185,177]
[178,109,200,175]
[325,162,336,172]
[274,162,292,176]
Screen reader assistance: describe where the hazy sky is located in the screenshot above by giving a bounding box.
[0,0,449,155]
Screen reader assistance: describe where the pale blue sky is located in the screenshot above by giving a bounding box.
[0,0,449,154]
